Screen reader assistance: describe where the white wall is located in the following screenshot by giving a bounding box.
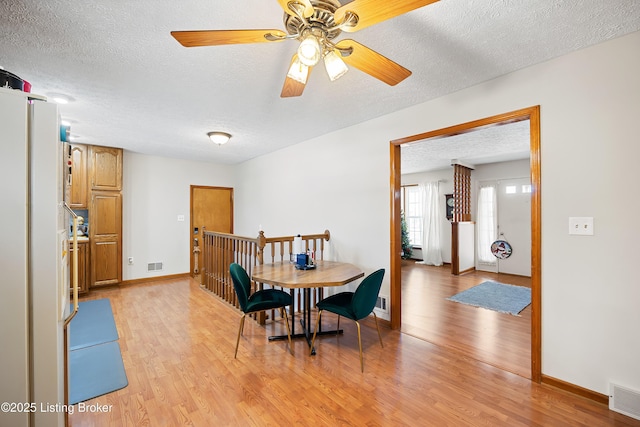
[122,152,236,280]
[234,124,390,282]
[234,31,640,395]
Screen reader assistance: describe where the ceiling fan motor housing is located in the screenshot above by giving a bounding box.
[284,0,344,40]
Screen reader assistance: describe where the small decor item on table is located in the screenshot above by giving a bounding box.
[291,234,303,263]
[296,253,307,266]
[295,253,315,270]
[491,240,512,259]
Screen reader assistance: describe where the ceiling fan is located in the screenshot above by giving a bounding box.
[171,0,439,97]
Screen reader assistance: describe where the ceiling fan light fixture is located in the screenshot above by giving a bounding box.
[48,93,72,104]
[207,131,231,145]
[287,57,309,84]
[297,33,321,66]
[323,50,348,81]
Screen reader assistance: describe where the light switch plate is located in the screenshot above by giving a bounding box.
[569,217,594,235]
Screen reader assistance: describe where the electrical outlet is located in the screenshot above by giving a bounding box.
[128,257,134,265]
[177,215,185,222]
[569,217,594,236]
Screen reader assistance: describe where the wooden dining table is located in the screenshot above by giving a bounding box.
[252,260,364,354]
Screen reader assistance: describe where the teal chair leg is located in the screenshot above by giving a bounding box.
[235,313,246,359]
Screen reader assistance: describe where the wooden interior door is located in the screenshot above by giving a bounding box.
[190,186,234,276]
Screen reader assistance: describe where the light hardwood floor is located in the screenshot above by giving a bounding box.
[69,277,639,426]
[401,260,531,378]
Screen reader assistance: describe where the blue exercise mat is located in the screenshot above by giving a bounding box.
[69,341,128,405]
[70,299,119,350]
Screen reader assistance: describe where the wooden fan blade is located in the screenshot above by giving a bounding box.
[281,54,310,98]
[336,39,411,86]
[281,76,306,98]
[335,0,439,33]
[171,29,287,47]
[277,0,315,18]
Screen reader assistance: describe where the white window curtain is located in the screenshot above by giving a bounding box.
[477,184,497,264]
[416,181,443,266]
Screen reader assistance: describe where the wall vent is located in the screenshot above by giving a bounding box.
[147,262,163,272]
[374,295,389,314]
[610,383,640,420]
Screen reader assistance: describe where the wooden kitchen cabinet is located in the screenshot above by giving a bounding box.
[69,240,89,294]
[90,145,122,191]
[69,144,88,209]
[90,190,122,287]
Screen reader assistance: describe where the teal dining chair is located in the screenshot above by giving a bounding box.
[310,268,385,372]
[229,263,293,358]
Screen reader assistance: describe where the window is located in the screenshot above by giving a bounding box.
[477,185,497,264]
[401,186,424,246]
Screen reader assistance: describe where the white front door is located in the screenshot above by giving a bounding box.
[496,177,531,276]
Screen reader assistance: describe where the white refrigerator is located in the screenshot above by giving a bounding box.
[0,87,74,426]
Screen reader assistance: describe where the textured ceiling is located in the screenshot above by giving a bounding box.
[401,119,531,174]
[1,1,639,165]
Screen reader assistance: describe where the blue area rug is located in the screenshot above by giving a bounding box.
[69,341,128,405]
[447,281,531,316]
[70,299,119,350]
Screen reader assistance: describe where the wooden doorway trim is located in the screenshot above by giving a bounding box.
[389,106,542,383]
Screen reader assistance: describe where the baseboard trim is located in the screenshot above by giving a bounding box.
[361,314,391,329]
[541,375,609,405]
[457,266,476,275]
[120,273,191,286]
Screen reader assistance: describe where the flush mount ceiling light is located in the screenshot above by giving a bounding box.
[171,0,439,97]
[207,131,231,145]
[48,93,74,104]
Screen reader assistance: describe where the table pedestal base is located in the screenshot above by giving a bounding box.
[269,324,343,355]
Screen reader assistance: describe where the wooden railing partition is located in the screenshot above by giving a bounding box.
[201,231,259,307]
[201,229,331,324]
[453,163,473,222]
[260,230,330,263]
